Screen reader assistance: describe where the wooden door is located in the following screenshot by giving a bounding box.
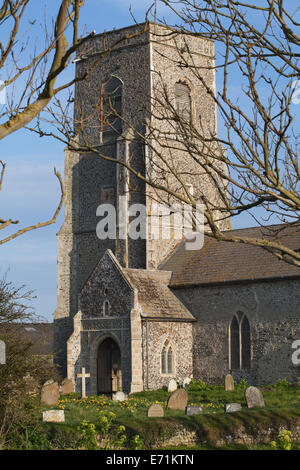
[97,338,121,396]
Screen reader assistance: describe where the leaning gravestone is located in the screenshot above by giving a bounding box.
[245,386,265,408]
[167,389,188,410]
[42,410,65,423]
[225,403,242,413]
[185,406,202,416]
[147,404,164,418]
[225,374,234,391]
[168,379,177,392]
[60,378,74,395]
[40,380,59,406]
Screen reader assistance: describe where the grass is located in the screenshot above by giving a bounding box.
[38,378,300,450]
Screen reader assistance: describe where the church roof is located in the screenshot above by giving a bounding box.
[161,224,300,287]
[123,268,195,321]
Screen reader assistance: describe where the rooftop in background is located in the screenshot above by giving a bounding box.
[0,323,53,355]
[161,224,300,287]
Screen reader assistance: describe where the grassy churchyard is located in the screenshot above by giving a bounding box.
[5,378,299,450]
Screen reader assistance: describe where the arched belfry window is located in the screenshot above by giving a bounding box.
[100,76,122,143]
[161,339,174,375]
[229,312,251,370]
[175,81,191,122]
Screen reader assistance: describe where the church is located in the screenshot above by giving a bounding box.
[53,23,300,395]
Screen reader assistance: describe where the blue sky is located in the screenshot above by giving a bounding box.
[1,1,299,321]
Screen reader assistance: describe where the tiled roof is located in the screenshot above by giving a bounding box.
[123,268,195,321]
[0,323,53,355]
[161,224,300,287]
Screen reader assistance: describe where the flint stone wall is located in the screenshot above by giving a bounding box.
[173,278,300,384]
[141,320,193,390]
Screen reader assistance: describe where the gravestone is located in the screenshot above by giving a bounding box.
[168,379,177,392]
[183,377,192,389]
[24,374,39,396]
[113,391,126,402]
[60,378,74,395]
[167,389,188,410]
[147,404,164,418]
[0,340,5,364]
[42,410,65,423]
[225,403,242,413]
[245,386,265,408]
[185,406,202,416]
[40,380,59,406]
[225,374,234,391]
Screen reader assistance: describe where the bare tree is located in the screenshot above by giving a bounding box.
[31,2,300,266]
[0,1,148,246]
[0,0,88,245]
[155,0,300,264]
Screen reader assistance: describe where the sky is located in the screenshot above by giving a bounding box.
[1,1,299,321]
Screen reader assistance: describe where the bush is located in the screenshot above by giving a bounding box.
[188,379,207,391]
[77,420,98,450]
[2,398,50,450]
[271,429,292,450]
[75,411,145,450]
[235,379,249,390]
[274,379,291,388]
[0,277,58,448]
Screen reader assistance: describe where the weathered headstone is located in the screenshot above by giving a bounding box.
[225,374,234,391]
[168,379,177,392]
[24,374,39,396]
[185,406,202,416]
[43,379,54,386]
[0,340,5,364]
[167,389,188,410]
[113,391,126,402]
[183,377,192,389]
[41,380,59,406]
[147,404,164,417]
[245,386,265,408]
[225,403,242,413]
[42,410,65,423]
[60,378,74,395]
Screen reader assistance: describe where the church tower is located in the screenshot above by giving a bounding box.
[54,23,229,376]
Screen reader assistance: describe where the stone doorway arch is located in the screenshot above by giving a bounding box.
[97,337,122,396]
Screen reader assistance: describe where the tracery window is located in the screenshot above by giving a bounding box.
[229,312,251,370]
[161,339,174,374]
